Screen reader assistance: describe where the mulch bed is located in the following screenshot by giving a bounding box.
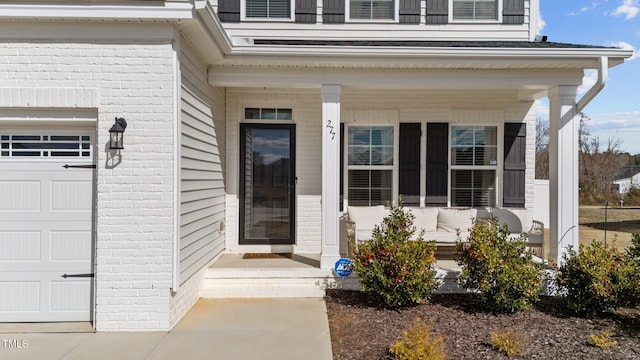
[326,290,640,359]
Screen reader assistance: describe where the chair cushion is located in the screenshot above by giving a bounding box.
[437,208,477,233]
[347,205,386,240]
[423,231,466,243]
[491,208,533,234]
[407,207,439,232]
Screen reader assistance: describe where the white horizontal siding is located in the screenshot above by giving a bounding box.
[179,40,226,285]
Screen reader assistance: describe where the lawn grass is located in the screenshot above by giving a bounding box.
[579,205,640,249]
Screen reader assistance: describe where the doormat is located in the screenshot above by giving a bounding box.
[242,253,293,259]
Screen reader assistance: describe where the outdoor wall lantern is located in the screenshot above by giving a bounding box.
[109,117,127,150]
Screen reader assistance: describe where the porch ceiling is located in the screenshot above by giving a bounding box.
[208,66,584,94]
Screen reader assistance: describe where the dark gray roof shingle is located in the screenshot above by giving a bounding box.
[253,40,613,49]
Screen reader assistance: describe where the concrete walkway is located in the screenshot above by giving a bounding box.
[0,298,333,360]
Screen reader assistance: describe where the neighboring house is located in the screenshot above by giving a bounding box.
[614,166,640,194]
[0,0,632,330]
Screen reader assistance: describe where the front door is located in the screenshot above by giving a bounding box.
[239,124,296,245]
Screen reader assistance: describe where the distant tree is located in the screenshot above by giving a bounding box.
[535,117,549,179]
[625,153,640,166]
[578,113,627,204]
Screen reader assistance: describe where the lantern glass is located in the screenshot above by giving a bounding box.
[109,131,122,149]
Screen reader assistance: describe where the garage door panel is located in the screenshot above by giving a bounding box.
[0,231,40,262]
[0,274,90,322]
[0,131,94,322]
[0,229,90,272]
[0,181,41,211]
[51,181,92,211]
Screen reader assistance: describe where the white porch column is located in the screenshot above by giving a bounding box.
[548,86,579,265]
[320,84,342,269]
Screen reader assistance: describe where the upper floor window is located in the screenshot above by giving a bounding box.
[349,0,396,21]
[452,0,497,21]
[245,0,291,19]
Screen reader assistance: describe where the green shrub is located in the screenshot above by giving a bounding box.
[491,330,523,357]
[389,318,446,360]
[621,233,640,307]
[556,241,637,317]
[352,201,439,308]
[455,219,543,313]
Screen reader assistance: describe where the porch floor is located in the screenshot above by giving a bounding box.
[200,254,463,298]
[209,253,461,271]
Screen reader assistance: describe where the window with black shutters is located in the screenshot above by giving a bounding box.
[245,0,292,18]
[349,0,396,20]
[451,0,497,21]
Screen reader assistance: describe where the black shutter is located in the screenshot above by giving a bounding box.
[503,0,525,24]
[426,123,448,206]
[340,123,344,211]
[323,0,345,23]
[296,0,317,23]
[218,0,241,22]
[399,0,421,24]
[503,123,526,208]
[399,123,421,206]
[425,0,448,24]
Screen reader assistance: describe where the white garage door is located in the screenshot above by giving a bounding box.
[0,133,94,322]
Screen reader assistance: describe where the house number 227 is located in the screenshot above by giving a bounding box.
[326,120,336,141]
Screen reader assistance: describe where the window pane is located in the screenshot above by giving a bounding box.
[350,0,394,20]
[348,146,370,165]
[452,0,496,20]
[348,169,392,206]
[347,126,394,166]
[245,108,261,119]
[475,126,497,145]
[475,146,498,166]
[452,127,473,146]
[370,146,393,165]
[348,127,370,145]
[261,108,276,120]
[451,169,495,207]
[246,0,290,18]
[452,146,473,165]
[276,109,292,120]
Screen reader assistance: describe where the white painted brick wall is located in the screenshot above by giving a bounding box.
[225,90,537,253]
[0,34,177,331]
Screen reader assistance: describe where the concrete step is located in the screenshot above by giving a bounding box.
[201,267,466,298]
[201,267,360,298]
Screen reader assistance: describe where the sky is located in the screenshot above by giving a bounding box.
[537,0,640,154]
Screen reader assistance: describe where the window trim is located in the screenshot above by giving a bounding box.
[343,123,399,209]
[346,0,400,23]
[448,0,502,24]
[448,124,502,208]
[240,0,295,21]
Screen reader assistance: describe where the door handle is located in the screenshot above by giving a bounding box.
[61,273,95,278]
